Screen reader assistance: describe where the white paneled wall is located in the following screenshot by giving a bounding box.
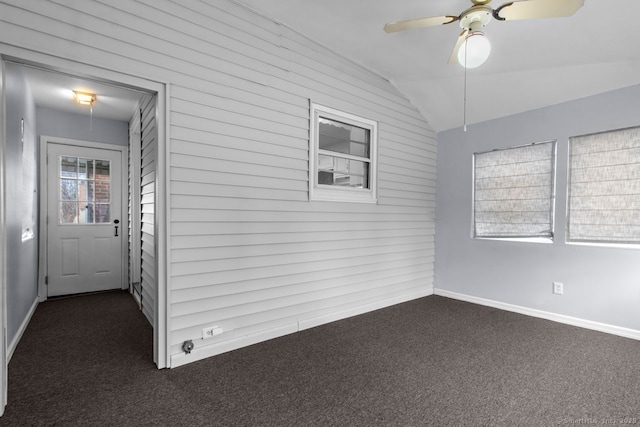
[0,0,437,367]
[140,95,157,326]
[128,105,142,307]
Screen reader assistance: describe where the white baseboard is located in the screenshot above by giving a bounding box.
[171,287,435,368]
[8,297,39,361]
[171,323,299,368]
[434,288,640,341]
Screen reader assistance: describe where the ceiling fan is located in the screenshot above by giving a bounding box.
[384,0,585,68]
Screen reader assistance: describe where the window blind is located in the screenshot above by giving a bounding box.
[473,142,555,239]
[567,126,640,244]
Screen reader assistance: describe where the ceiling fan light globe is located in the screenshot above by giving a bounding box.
[457,32,491,69]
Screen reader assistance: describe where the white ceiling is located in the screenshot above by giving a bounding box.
[21,65,145,122]
[18,1,640,130]
[235,0,640,132]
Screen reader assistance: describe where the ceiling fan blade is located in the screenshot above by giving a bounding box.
[448,30,469,64]
[494,0,584,21]
[384,15,458,33]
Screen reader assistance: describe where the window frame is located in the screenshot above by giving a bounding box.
[309,103,378,203]
[472,140,557,242]
[566,126,640,247]
[58,155,113,225]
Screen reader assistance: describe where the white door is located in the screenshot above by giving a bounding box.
[46,142,124,297]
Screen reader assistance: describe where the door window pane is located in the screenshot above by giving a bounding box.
[60,202,78,224]
[95,160,110,181]
[78,180,93,203]
[95,182,110,203]
[58,156,111,224]
[78,203,92,224]
[60,156,77,178]
[95,204,110,223]
[78,158,93,179]
[60,179,77,200]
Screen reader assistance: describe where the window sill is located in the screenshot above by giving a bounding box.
[566,241,640,250]
[474,237,553,244]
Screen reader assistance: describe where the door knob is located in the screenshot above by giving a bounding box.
[114,219,120,236]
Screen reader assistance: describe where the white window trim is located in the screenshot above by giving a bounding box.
[309,103,378,203]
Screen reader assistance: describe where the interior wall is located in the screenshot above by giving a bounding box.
[4,63,38,353]
[36,107,128,146]
[436,84,640,333]
[0,0,436,368]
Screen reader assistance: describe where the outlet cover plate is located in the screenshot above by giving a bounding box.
[202,326,223,339]
[553,282,564,295]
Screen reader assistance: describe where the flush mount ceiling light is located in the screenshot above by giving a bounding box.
[73,90,96,106]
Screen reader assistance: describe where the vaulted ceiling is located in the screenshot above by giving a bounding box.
[235,0,640,132]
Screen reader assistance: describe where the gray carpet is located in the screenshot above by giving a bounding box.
[2,291,639,426]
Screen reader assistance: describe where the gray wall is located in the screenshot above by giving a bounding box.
[436,85,640,332]
[3,72,129,355]
[5,63,38,351]
[37,107,128,146]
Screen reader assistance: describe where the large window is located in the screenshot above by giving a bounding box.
[309,103,377,203]
[567,126,640,245]
[473,141,556,240]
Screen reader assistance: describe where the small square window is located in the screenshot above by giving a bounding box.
[309,103,377,203]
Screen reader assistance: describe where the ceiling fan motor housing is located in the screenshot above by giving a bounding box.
[459,6,493,30]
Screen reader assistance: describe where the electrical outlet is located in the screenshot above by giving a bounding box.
[202,326,223,339]
[553,282,564,295]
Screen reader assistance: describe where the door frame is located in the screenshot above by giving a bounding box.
[0,46,171,420]
[0,57,8,416]
[39,137,128,300]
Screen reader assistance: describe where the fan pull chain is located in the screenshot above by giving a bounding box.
[463,37,468,133]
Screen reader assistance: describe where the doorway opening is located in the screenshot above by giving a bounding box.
[1,57,167,380]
